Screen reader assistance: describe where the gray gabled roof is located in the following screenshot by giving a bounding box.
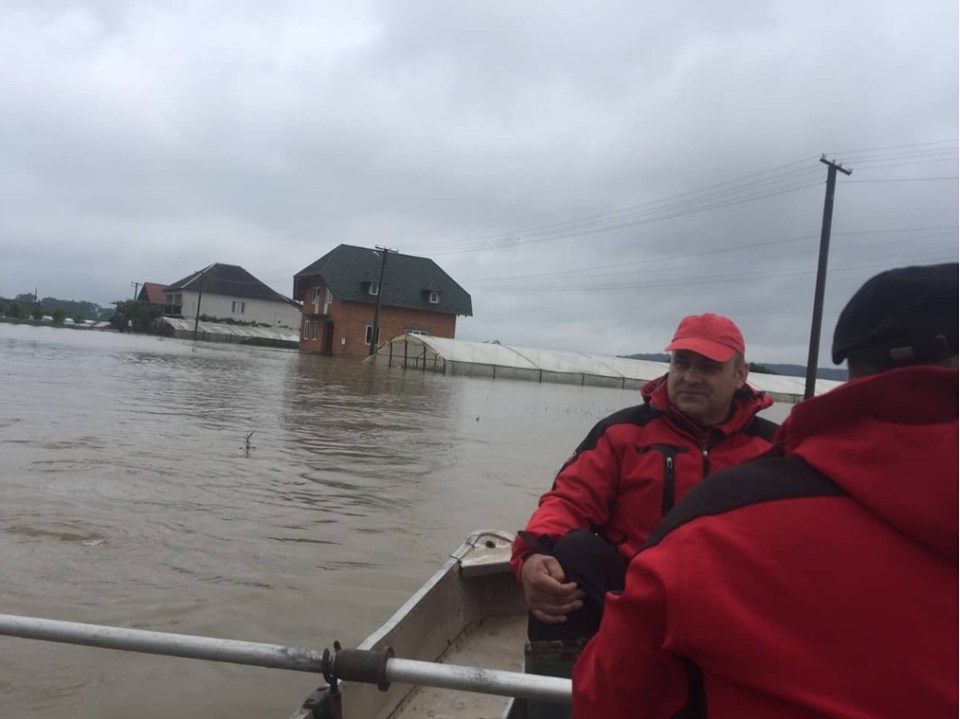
[293,245,473,317]
[166,263,299,307]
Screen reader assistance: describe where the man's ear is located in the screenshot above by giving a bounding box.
[735,360,749,388]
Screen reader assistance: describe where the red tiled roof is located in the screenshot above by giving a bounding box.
[140,282,167,304]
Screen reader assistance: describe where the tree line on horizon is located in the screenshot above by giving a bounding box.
[0,294,112,323]
[619,352,848,382]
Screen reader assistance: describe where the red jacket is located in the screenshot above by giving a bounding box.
[511,376,776,579]
[573,366,959,719]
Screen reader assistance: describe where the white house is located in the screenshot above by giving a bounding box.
[163,263,302,329]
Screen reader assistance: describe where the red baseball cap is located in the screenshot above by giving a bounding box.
[665,313,745,362]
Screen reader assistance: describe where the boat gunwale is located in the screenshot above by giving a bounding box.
[289,529,524,719]
[358,529,515,652]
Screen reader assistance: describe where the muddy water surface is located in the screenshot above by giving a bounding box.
[0,324,791,718]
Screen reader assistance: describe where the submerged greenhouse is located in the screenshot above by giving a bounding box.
[371,334,842,403]
[160,317,299,345]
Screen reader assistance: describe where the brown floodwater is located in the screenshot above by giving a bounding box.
[0,323,791,718]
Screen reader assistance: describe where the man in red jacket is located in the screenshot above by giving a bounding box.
[573,262,959,719]
[512,313,778,648]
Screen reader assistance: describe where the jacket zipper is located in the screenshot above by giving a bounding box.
[701,430,723,478]
[635,443,687,516]
[662,454,677,515]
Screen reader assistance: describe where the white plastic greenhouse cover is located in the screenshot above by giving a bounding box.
[376,334,843,401]
[162,317,299,343]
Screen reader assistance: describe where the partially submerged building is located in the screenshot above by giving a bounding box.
[293,245,472,358]
[163,263,301,329]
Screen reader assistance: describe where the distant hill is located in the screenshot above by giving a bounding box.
[620,352,671,363]
[760,363,847,381]
[619,353,848,381]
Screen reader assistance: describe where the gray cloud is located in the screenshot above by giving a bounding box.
[1,0,956,364]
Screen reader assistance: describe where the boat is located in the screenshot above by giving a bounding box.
[0,530,570,719]
[288,529,562,719]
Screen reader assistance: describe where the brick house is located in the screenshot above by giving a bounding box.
[293,245,472,358]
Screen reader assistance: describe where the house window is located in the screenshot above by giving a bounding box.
[428,290,440,304]
[364,324,381,345]
[312,287,321,302]
[406,328,429,336]
[164,293,182,316]
[232,301,246,314]
[240,302,245,314]
[303,319,319,340]
[325,288,333,304]
[368,283,379,296]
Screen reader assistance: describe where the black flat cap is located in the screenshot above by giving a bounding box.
[832,262,959,365]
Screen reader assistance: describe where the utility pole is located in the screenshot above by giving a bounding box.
[804,155,853,399]
[368,247,395,356]
[131,281,141,300]
[193,268,207,341]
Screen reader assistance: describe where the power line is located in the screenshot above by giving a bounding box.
[408,145,957,258]
[414,157,820,251]
[568,169,824,224]
[461,226,958,284]
[827,138,958,157]
[484,251,956,294]
[466,235,958,288]
[474,250,960,294]
[426,179,824,256]
[838,148,958,164]
[442,168,952,260]
[422,177,819,254]
[846,159,958,175]
[409,160,823,254]
[845,177,958,183]
[852,147,957,167]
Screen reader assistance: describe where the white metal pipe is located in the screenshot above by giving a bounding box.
[0,614,572,703]
[386,657,571,704]
[0,613,327,672]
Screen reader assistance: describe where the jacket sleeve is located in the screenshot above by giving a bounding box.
[510,426,623,580]
[572,544,688,719]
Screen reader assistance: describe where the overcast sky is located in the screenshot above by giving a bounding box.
[1,0,957,364]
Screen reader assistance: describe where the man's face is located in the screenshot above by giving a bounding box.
[667,350,748,426]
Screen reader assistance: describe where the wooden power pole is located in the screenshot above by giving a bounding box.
[193,267,209,341]
[369,247,395,356]
[804,155,853,399]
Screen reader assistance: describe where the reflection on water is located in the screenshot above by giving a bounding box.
[0,323,792,718]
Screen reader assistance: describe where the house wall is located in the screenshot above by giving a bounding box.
[175,290,301,328]
[298,281,457,357]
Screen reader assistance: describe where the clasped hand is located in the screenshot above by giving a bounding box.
[520,554,586,624]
